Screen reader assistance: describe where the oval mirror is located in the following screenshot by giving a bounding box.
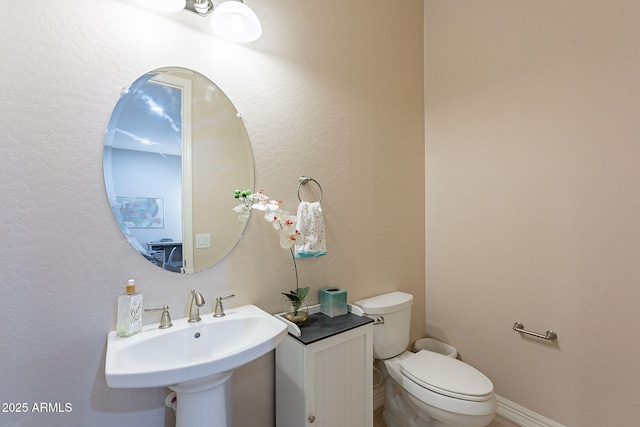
[103,67,254,273]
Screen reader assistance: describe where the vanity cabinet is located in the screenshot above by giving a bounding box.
[275,306,374,427]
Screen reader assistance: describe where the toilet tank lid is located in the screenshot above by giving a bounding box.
[353,291,413,315]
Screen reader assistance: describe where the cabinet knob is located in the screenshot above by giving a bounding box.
[308,415,316,423]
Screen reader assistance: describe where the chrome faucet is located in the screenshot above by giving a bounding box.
[188,290,205,323]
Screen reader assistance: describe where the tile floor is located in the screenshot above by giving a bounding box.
[373,407,520,427]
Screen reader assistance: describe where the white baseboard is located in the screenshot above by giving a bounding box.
[496,395,565,427]
[373,386,562,426]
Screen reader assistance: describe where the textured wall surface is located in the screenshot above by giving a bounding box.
[0,1,424,426]
[425,1,640,426]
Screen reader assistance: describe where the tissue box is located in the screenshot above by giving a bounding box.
[320,288,348,317]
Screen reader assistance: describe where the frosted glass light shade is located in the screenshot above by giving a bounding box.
[135,0,186,13]
[210,1,262,43]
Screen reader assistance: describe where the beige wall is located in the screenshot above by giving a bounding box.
[0,0,424,426]
[425,1,640,426]
[190,71,255,272]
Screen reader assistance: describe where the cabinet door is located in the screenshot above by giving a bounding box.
[307,326,373,426]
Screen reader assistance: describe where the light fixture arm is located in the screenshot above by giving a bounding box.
[185,0,213,16]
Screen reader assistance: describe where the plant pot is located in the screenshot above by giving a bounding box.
[285,301,308,326]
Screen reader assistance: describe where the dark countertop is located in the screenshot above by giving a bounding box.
[284,312,374,345]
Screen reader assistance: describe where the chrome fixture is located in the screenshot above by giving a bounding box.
[297,176,324,203]
[137,0,262,43]
[145,306,173,329]
[186,0,213,15]
[189,290,206,323]
[513,321,557,341]
[372,316,385,325]
[213,294,235,317]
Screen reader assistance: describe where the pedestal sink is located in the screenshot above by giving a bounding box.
[105,304,287,427]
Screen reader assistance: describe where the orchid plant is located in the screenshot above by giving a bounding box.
[234,189,310,315]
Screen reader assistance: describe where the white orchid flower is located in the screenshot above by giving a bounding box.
[233,204,251,221]
[234,189,301,248]
[265,208,297,230]
[248,192,270,211]
[264,208,283,229]
[279,226,302,249]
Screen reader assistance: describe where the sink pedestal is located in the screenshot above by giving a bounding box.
[170,371,233,427]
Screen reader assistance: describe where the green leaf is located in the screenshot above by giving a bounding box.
[295,287,310,301]
[282,287,310,304]
[281,292,301,303]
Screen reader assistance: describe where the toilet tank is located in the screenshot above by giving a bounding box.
[353,291,413,359]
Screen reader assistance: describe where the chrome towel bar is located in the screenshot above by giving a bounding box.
[513,322,557,341]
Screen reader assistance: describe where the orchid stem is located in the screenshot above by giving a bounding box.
[289,248,299,292]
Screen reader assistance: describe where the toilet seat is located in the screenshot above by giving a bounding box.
[400,351,494,402]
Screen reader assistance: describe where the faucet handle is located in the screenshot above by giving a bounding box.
[213,294,235,318]
[144,305,173,329]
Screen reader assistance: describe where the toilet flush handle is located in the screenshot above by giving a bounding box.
[372,316,385,325]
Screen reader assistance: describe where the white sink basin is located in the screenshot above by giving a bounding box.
[105,304,287,389]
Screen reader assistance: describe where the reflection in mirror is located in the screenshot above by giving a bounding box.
[104,67,254,273]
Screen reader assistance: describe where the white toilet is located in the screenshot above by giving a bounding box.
[354,291,497,427]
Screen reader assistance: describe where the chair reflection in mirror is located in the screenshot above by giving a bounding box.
[162,246,183,273]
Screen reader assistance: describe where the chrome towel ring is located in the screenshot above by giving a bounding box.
[297,176,323,203]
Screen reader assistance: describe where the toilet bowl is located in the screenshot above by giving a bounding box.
[354,292,497,427]
[388,350,497,427]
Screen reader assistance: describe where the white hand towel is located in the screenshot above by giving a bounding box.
[295,201,327,258]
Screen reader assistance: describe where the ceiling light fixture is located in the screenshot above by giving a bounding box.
[184,0,262,43]
[210,1,262,43]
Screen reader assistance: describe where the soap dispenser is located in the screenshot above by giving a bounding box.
[116,279,143,337]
